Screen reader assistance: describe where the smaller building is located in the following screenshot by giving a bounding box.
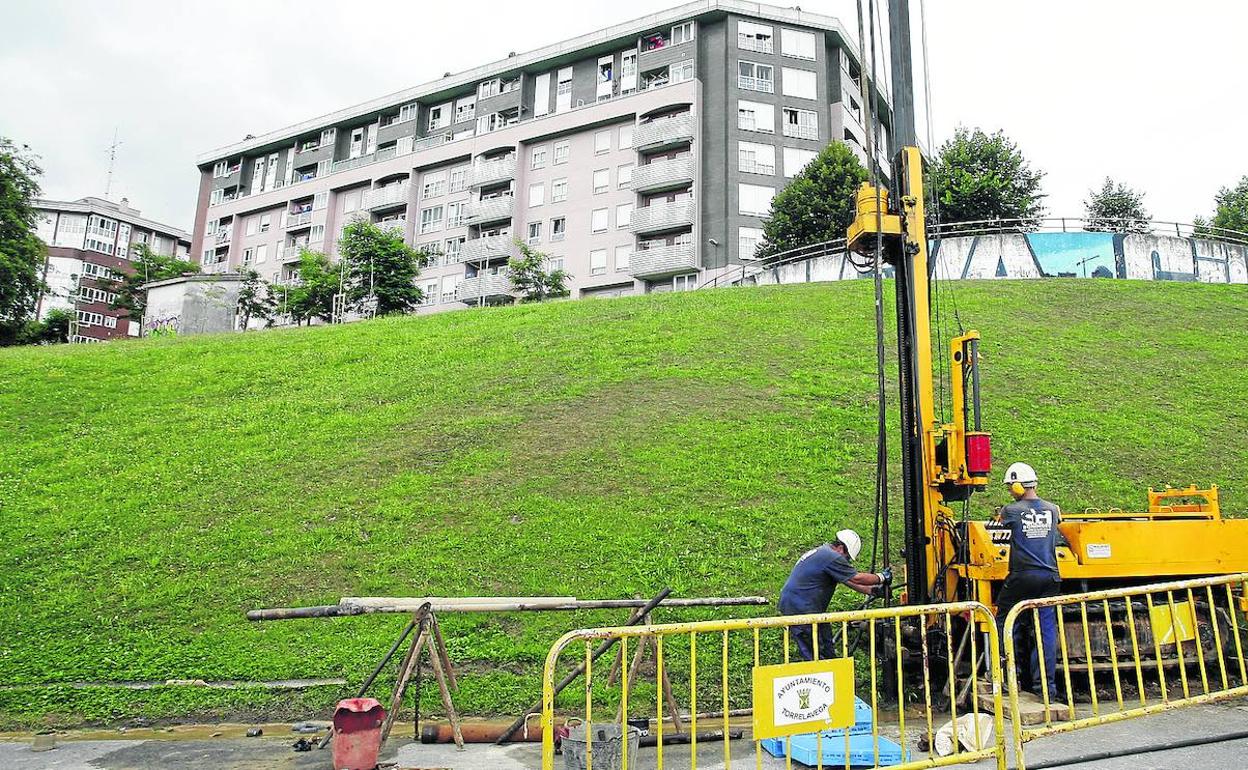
[142,274,245,337]
[34,197,192,342]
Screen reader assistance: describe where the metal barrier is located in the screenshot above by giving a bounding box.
[541,601,1006,769]
[1003,573,1248,770]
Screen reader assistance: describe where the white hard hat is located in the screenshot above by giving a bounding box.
[1004,462,1038,487]
[835,529,863,560]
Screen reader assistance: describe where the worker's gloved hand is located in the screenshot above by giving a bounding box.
[870,584,889,599]
[877,568,893,585]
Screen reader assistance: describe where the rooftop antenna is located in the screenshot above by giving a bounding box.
[104,128,123,199]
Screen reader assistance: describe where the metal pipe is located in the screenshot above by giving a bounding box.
[247,595,765,621]
[497,588,673,745]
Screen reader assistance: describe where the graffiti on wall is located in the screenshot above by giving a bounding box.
[751,231,1248,288]
[144,315,181,337]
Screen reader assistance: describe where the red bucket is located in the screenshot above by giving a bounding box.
[331,697,387,770]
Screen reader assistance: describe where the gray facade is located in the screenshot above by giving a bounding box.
[192,0,891,314]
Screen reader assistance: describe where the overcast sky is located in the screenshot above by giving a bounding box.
[3,1,1244,231]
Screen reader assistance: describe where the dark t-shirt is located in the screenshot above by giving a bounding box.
[1000,497,1061,574]
[779,544,859,613]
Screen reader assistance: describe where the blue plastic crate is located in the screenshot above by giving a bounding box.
[758,697,910,767]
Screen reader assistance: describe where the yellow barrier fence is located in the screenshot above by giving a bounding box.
[1003,573,1248,770]
[541,601,1006,770]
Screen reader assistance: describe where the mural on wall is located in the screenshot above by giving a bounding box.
[749,231,1248,288]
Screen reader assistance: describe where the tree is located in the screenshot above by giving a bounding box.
[280,249,338,326]
[931,127,1046,230]
[13,308,70,345]
[1194,176,1248,240]
[508,240,570,303]
[338,219,430,315]
[1084,177,1151,233]
[107,243,199,324]
[236,269,276,330]
[757,141,868,258]
[0,138,47,346]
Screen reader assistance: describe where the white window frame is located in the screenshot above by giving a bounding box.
[782,67,818,100]
[617,163,634,189]
[781,28,818,60]
[454,97,476,123]
[618,123,634,150]
[738,20,774,53]
[782,107,819,140]
[738,183,776,217]
[738,61,774,93]
[531,146,549,170]
[419,205,445,234]
[738,141,777,175]
[551,178,568,203]
[529,182,546,208]
[590,208,609,233]
[783,146,818,177]
[615,245,632,272]
[590,248,608,276]
[594,131,611,155]
[593,168,610,195]
[423,170,448,199]
[738,226,764,260]
[672,21,694,45]
[449,165,470,193]
[553,141,570,165]
[615,202,633,229]
[551,216,567,241]
[527,221,543,245]
[738,100,776,133]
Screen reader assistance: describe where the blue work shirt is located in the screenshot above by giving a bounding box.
[1000,497,1061,574]
[778,544,859,614]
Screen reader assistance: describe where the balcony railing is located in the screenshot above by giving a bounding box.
[737,35,774,53]
[632,155,696,193]
[362,182,409,211]
[737,75,774,93]
[629,242,699,279]
[628,199,696,235]
[283,210,314,229]
[375,217,407,235]
[469,156,517,188]
[460,234,520,263]
[783,123,819,141]
[281,245,307,262]
[634,112,695,152]
[457,270,514,302]
[739,158,776,175]
[214,229,231,246]
[464,196,515,225]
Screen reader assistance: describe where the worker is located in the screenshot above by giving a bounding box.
[778,529,891,661]
[995,462,1062,698]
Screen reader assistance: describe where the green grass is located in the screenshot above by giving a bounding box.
[1,280,1245,728]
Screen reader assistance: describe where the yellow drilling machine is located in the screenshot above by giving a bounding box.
[845,146,1248,698]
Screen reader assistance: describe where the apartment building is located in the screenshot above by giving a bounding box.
[192,0,891,310]
[34,197,192,342]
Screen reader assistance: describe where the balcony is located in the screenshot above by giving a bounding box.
[214,229,231,246]
[629,242,699,279]
[639,36,694,70]
[457,270,513,302]
[460,234,520,263]
[464,196,515,226]
[628,199,695,235]
[783,123,819,141]
[737,75,774,93]
[469,156,517,188]
[739,157,776,175]
[632,155,696,194]
[283,210,314,230]
[363,182,409,211]
[375,217,407,235]
[737,35,774,54]
[634,112,694,152]
[282,245,306,262]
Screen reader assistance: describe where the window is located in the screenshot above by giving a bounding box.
[313,191,328,210]
[783,147,818,177]
[593,169,610,194]
[782,107,819,140]
[738,226,764,259]
[320,127,336,147]
[617,163,634,189]
[618,124,634,149]
[554,141,570,165]
[256,244,268,263]
[448,165,470,192]
[548,256,565,272]
[529,182,545,207]
[621,51,638,93]
[738,100,775,133]
[594,131,611,155]
[551,217,566,241]
[616,203,633,228]
[310,224,325,243]
[479,79,500,99]
[556,67,573,112]
[615,245,632,271]
[422,279,440,305]
[527,221,542,244]
[672,21,694,45]
[77,310,105,327]
[738,183,775,217]
[341,191,360,214]
[781,28,818,60]
[396,102,417,124]
[597,55,615,101]
[591,208,609,233]
[670,59,695,84]
[419,205,444,233]
[441,274,460,303]
[531,146,548,169]
[673,273,697,291]
[782,67,818,100]
[423,171,448,198]
[590,249,607,275]
[246,217,259,236]
[551,178,568,202]
[243,247,254,265]
[446,201,467,228]
[739,141,777,175]
[210,189,224,205]
[443,237,465,262]
[738,61,774,92]
[738,21,774,53]
[455,97,476,123]
[260,213,272,232]
[212,160,228,178]
[429,104,452,131]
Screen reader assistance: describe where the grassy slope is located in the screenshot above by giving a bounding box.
[1,280,1245,727]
